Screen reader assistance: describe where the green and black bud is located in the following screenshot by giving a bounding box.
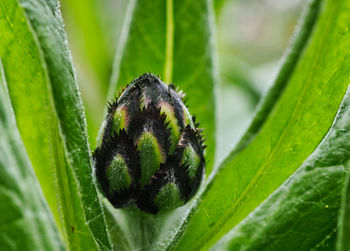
[93,73,205,214]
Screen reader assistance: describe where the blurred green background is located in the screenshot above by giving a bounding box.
[61,0,303,163]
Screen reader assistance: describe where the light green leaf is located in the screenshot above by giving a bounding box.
[173,0,350,249]
[233,0,322,153]
[0,1,93,249]
[214,0,225,16]
[212,86,350,250]
[0,0,61,227]
[0,61,63,251]
[108,0,217,174]
[0,0,111,249]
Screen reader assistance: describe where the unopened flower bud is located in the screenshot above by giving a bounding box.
[94,73,205,214]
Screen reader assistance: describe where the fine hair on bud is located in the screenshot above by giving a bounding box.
[93,73,205,214]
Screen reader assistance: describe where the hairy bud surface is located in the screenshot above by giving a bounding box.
[94,73,205,214]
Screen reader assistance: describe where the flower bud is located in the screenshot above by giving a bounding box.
[94,73,205,214]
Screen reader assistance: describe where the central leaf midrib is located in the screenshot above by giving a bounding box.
[164,0,174,83]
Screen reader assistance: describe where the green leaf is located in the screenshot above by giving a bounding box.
[314,232,337,251]
[105,0,217,250]
[0,0,60,227]
[172,0,350,249]
[103,204,131,251]
[0,1,91,249]
[212,86,350,250]
[337,162,350,250]
[108,0,217,174]
[20,0,112,249]
[0,0,111,249]
[233,0,323,153]
[0,61,63,251]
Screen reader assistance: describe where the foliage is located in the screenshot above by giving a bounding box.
[0,0,350,250]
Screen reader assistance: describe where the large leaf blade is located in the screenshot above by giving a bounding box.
[233,0,322,153]
[0,1,95,249]
[106,0,217,250]
[337,156,350,251]
[173,0,350,249]
[212,86,350,250]
[0,0,61,226]
[19,0,112,249]
[0,0,111,249]
[108,0,217,174]
[0,61,63,251]
[172,0,217,171]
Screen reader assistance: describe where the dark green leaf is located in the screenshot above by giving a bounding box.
[313,231,337,251]
[19,0,112,248]
[337,163,350,251]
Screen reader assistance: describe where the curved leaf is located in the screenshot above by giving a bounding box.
[0,0,62,227]
[173,0,350,249]
[103,204,131,251]
[337,158,350,250]
[233,0,322,153]
[0,0,111,249]
[212,86,350,250]
[20,0,112,249]
[0,61,63,251]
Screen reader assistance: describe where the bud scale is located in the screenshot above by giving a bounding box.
[94,73,205,214]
